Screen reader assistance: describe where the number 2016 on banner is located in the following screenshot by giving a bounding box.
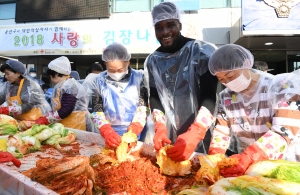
[14,34,44,47]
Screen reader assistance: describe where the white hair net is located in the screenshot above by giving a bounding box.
[102,42,131,62]
[208,44,254,76]
[48,56,71,75]
[151,1,183,26]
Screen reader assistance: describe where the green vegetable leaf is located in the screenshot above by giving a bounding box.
[31,124,49,135]
[0,124,19,135]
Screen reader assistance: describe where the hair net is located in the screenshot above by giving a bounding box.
[102,42,131,62]
[208,44,254,76]
[48,56,71,75]
[2,60,27,76]
[70,70,80,80]
[152,1,183,26]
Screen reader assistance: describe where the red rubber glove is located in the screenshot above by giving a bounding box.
[127,122,143,135]
[99,124,121,149]
[0,151,21,168]
[167,123,206,162]
[0,107,9,115]
[219,144,269,177]
[35,116,50,125]
[127,122,143,148]
[153,122,171,151]
[208,147,226,155]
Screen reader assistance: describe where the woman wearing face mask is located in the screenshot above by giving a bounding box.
[34,56,96,132]
[207,44,300,177]
[0,60,51,120]
[85,42,149,148]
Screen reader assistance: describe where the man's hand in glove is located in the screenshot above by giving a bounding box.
[220,144,269,177]
[167,106,214,162]
[166,123,205,162]
[100,124,121,149]
[0,151,21,168]
[153,122,171,151]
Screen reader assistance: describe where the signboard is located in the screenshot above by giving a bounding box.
[0,20,160,56]
[242,0,300,33]
[164,0,200,11]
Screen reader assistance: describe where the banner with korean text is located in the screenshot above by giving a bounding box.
[0,19,160,56]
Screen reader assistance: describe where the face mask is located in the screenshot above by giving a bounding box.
[223,70,252,92]
[30,73,36,78]
[107,70,128,81]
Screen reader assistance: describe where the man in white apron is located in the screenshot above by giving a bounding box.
[145,2,218,161]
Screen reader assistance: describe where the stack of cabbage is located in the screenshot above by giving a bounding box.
[177,156,300,195]
[6,123,76,158]
[0,114,19,136]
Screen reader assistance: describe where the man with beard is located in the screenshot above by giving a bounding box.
[145,2,218,162]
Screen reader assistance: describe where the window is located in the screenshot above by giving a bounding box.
[201,0,230,8]
[113,0,164,13]
[201,0,241,8]
[231,0,241,7]
[153,0,162,7]
[0,3,16,19]
[112,0,241,13]
[113,0,151,12]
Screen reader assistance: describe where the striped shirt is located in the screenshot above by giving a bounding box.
[211,71,300,161]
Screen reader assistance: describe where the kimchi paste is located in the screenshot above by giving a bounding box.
[93,152,199,195]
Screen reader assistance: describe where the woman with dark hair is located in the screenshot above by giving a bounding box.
[208,44,300,177]
[35,56,95,132]
[0,60,51,120]
[84,42,149,148]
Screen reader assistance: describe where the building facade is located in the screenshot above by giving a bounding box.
[0,0,241,81]
[231,0,300,74]
[1,0,299,82]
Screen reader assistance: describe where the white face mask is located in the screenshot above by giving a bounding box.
[30,73,36,78]
[223,70,252,92]
[107,70,128,81]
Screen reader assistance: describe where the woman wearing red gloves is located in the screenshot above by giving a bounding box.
[84,42,149,148]
[35,56,95,132]
[208,44,300,177]
[0,60,51,120]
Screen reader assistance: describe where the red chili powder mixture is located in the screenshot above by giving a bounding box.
[93,152,200,195]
